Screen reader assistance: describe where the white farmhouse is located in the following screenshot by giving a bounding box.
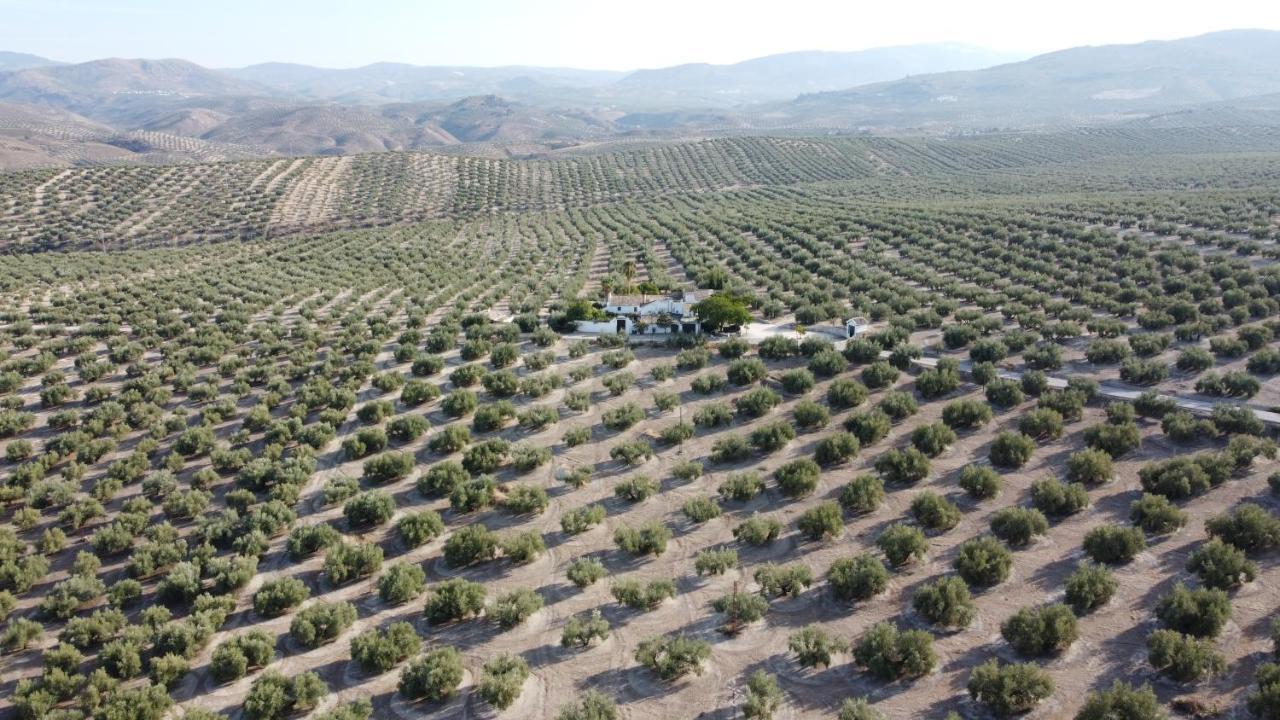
[576,290,712,335]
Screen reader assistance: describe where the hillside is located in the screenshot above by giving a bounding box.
[0,51,60,71]
[227,62,623,104]
[611,44,1025,105]
[776,29,1280,130]
[0,135,1277,719]
[0,58,271,121]
[3,127,1279,250]
[0,101,269,167]
[2,31,1280,167]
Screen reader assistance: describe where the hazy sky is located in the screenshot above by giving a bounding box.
[5,0,1279,70]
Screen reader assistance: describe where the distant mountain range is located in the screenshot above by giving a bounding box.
[771,29,1280,130]
[1,30,1279,168]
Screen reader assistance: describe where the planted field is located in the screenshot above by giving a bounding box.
[3,127,1280,251]
[0,131,1278,720]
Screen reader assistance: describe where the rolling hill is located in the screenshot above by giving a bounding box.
[609,44,1026,105]
[773,30,1280,130]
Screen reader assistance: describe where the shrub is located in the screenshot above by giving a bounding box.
[1066,449,1114,485]
[1083,524,1146,564]
[290,602,357,648]
[362,452,414,483]
[499,531,545,564]
[1137,456,1215,499]
[1129,494,1187,534]
[490,588,544,628]
[942,399,993,430]
[1146,629,1225,682]
[1002,603,1078,655]
[737,388,782,418]
[986,379,1025,407]
[837,698,881,720]
[827,378,869,409]
[611,579,676,611]
[1084,421,1142,457]
[954,535,1013,586]
[609,439,653,465]
[750,420,796,452]
[694,548,738,575]
[1119,358,1169,385]
[815,432,860,466]
[1019,408,1064,441]
[845,409,892,445]
[876,524,927,566]
[788,625,849,668]
[398,646,463,701]
[1076,681,1165,720]
[827,554,889,602]
[852,622,936,681]
[719,471,765,501]
[1186,538,1258,589]
[1248,663,1280,719]
[713,590,770,631]
[693,401,733,427]
[1021,370,1049,396]
[990,431,1035,468]
[428,424,470,454]
[423,578,486,624]
[345,490,396,527]
[378,563,427,605]
[967,660,1054,716]
[743,670,784,720]
[911,422,957,457]
[1030,478,1089,517]
[443,524,497,567]
[959,464,1002,499]
[874,447,930,485]
[910,491,961,531]
[253,577,311,618]
[244,671,328,720]
[912,576,975,629]
[798,502,844,540]
[659,422,694,445]
[566,557,607,587]
[349,622,421,673]
[727,358,768,385]
[1064,561,1117,614]
[990,507,1048,546]
[840,474,884,514]
[601,403,643,431]
[775,459,820,498]
[691,372,727,395]
[878,391,918,421]
[734,516,783,546]
[387,414,430,441]
[449,474,497,513]
[1161,410,1219,443]
[561,504,606,534]
[210,631,274,682]
[1206,503,1280,553]
[560,611,610,650]
[1156,583,1230,638]
[634,635,711,679]
[710,434,752,463]
[780,368,816,394]
[614,474,659,503]
[614,521,671,556]
[792,399,831,430]
[861,361,899,389]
